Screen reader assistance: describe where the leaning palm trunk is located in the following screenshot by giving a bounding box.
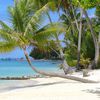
[82,9,99,68]
[46,12,70,74]
[23,47,97,83]
[59,46,70,74]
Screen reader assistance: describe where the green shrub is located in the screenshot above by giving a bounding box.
[79,54,90,69]
[96,57,100,69]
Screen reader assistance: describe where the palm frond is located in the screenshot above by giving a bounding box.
[24,2,55,35]
[33,22,67,40]
[0,21,13,33]
[0,41,16,53]
[0,29,15,42]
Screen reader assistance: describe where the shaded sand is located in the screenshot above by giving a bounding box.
[0,70,100,100]
[0,80,38,93]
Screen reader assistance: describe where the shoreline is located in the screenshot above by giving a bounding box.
[0,59,62,61]
[0,69,100,81]
[0,75,51,80]
[0,70,100,100]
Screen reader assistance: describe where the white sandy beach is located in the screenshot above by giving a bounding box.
[0,70,100,100]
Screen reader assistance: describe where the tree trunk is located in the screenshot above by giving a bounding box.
[59,47,70,74]
[82,9,99,68]
[46,12,70,74]
[76,9,83,70]
[23,47,97,83]
[55,32,70,74]
[71,5,82,70]
[94,42,99,68]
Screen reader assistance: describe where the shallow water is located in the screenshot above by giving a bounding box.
[0,60,62,92]
[0,60,61,77]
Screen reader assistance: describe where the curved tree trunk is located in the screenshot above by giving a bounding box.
[46,12,70,74]
[82,9,99,68]
[59,46,70,74]
[23,47,98,83]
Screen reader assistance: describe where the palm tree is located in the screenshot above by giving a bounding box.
[61,1,83,70]
[0,23,96,83]
[76,0,100,68]
[29,0,72,74]
[55,0,82,70]
[0,0,97,83]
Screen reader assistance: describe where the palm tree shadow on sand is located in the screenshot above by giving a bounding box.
[0,80,77,93]
[82,88,100,98]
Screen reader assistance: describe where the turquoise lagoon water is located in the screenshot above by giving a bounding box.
[0,60,62,92]
[0,60,61,77]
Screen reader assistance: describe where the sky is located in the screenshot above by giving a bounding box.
[0,0,95,58]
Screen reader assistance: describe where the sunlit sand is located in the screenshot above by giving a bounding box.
[0,70,100,100]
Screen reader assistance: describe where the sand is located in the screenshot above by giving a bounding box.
[0,70,100,100]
